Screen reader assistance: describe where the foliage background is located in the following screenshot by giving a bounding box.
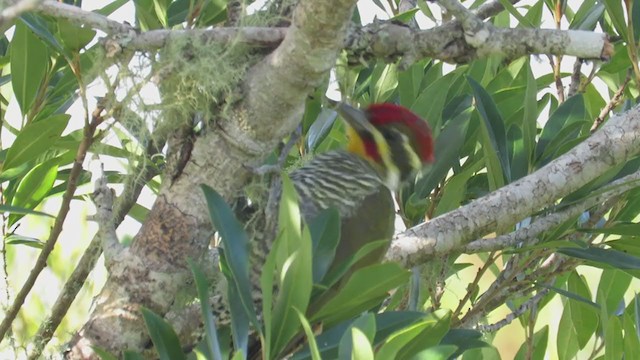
[0,0,639,359]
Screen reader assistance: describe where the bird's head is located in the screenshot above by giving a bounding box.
[337,102,435,191]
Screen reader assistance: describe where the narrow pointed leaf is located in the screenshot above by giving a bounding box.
[201,185,259,330]
[3,114,69,170]
[10,21,49,116]
[190,262,223,360]
[141,307,185,360]
[312,263,410,325]
[468,77,511,186]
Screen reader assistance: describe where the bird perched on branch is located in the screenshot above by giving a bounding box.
[288,102,435,279]
[217,102,435,332]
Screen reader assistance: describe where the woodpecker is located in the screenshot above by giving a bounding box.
[215,102,434,329]
[289,102,435,276]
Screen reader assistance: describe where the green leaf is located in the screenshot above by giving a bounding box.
[397,310,450,359]
[440,329,489,357]
[133,0,165,30]
[291,311,429,360]
[369,63,398,103]
[312,263,410,325]
[375,309,451,360]
[308,207,341,283]
[390,8,419,23]
[9,158,59,226]
[604,316,623,360]
[317,240,389,291]
[580,222,640,236]
[468,79,510,188]
[417,0,435,21]
[410,345,458,360]
[567,272,599,348]
[201,185,260,329]
[397,61,426,108]
[270,175,313,357]
[0,204,54,218]
[93,347,119,360]
[196,0,228,27]
[141,307,186,360]
[123,351,144,360]
[306,109,338,152]
[557,302,580,360]
[597,269,632,316]
[523,0,544,26]
[535,95,586,164]
[189,262,223,360]
[279,175,302,249]
[522,64,538,169]
[261,228,279,359]
[294,308,322,360]
[603,0,628,38]
[57,19,96,51]
[167,0,190,26]
[414,107,472,198]
[350,328,374,360]
[5,234,45,249]
[540,283,600,310]
[153,0,172,27]
[411,70,463,132]
[19,13,65,54]
[497,0,533,27]
[434,157,483,216]
[226,268,250,356]
[559,247,640,270]
[623,312,640,359]
[94,0,130,16]
[3,114,69,171]
[635,293,640,339]
[11,20,50,116]
[570,0,605,30]
[514,326,548,360]
[0,162,30,183]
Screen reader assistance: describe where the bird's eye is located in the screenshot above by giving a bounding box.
[383,131,395,141]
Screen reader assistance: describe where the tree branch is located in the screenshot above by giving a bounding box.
[33,0,610,65]
[463,170,640,254]
[387,103,640,267]
[35,1,133,34]
[0,0,43,33]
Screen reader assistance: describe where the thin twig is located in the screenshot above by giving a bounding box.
[592,69,632,132]
[475,287,550,332]
[451,252,497,319]
[567,58,583,98]
[548,55,565,102]
[475,0,520,19]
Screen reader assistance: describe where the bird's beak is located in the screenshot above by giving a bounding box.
[335,102,375,134]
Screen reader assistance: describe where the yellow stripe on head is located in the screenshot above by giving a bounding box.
[371,128,401,190]
[346,126,367,158]
[346,124,401,190]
